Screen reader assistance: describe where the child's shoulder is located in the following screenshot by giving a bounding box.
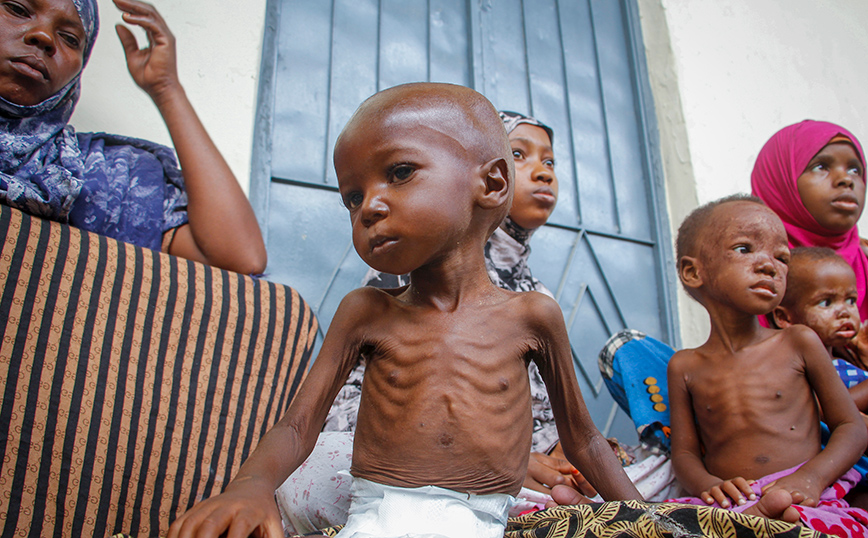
[509,288,563,319]
[773,323,825,352]
[502,290,571,342]
[668,346,702,375]
[333,285,403,322]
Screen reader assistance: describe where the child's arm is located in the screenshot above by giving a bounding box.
[529,295,642,501]
[768,326,868,505]
[113,0,267,275]
[166,290,372,538]
[668,350,756,507]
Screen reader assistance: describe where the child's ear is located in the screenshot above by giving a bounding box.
[678,256,703,291]
[771,306,794,329]
[476,157,511,210]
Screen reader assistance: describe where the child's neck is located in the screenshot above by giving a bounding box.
[702,303,772,353]
[405,252,499,311]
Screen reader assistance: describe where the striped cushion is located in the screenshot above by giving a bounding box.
[0,205,317,537]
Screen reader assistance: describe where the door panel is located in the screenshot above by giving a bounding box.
[253,0,676,443]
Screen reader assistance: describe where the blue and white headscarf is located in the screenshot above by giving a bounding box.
[0,0,187,251]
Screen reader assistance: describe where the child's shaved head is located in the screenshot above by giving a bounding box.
[335,83,514,236]
[676,193,766,261]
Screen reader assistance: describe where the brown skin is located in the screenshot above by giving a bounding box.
[113,0,266,274]
[773,258,860,350]
[0,0,85,106]
[670,201,867,522]
[508,123,596,497]
[792,138,868,409]
[508,124,558,231]
[773,257,868,415]
[167,83,640,538]
[797,142,865,235]
[1,0,266,273]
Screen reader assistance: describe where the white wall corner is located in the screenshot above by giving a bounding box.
[635,0,708,348]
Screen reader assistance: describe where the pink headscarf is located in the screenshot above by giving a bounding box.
[751,119,868,320]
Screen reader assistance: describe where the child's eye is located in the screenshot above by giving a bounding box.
[544,158,555,167]
[810,162,827,173]
[848,297,858,306]
[389,164,415,182]
[512,150,523,160]
[344,192,363,210]
[848,165,863,178]
[3,1,29,17]
[818,299,832,307]
[734,245,750,254]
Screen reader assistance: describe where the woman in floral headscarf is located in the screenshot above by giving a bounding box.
[0,0,265,274]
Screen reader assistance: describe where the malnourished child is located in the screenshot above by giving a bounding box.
[167,82,641,538]
[770,247,868,407]
[667,195,868,535]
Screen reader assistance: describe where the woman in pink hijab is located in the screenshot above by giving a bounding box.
[752,120,868,322]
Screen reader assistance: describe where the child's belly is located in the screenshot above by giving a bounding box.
[703,428,821,481]
[350,391,533,496]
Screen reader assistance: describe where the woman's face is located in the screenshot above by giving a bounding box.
[508,124,558,230]
[797,141,866,234]
[0,0,86,106]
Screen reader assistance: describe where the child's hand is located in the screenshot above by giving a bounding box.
[166,476,282,538]
[113,0,181,104]
[761,474,820,507]
[700,477,756,508]
[544,484,593,509]
[525,452,578,494]
[526,445,599,497]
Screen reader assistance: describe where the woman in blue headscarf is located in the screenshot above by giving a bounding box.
[0,0,266,274]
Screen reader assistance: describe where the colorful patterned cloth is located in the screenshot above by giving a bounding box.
[670,464,868,538]
[834,358,868,388]
[598,329,673,453]
[315,500,827,538]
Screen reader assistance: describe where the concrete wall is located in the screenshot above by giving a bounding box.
[637,0,868,346]
[72,0,868,348]
[71,0,267,194]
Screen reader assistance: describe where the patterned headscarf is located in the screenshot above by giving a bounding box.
[0,0,100,221]
[498,110,554,145]
[751,120,868,320]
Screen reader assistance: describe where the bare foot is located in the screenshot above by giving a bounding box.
[743,489,801,524]
[545,484,591,508]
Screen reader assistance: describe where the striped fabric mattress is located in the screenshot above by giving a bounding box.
[0,205,317,537]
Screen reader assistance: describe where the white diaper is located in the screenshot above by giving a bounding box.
[334,474,515,538]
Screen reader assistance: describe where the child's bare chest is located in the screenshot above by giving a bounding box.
[352,309,538,493]
[686,350,817,454]
[362,316,533,395]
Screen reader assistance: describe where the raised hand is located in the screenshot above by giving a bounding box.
[113,0,180,103]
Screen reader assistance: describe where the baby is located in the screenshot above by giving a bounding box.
[167,82,641,538]
[667,194,868,531]
[770,246,868,413]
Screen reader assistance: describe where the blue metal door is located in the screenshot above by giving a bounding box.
[250,0,676,443]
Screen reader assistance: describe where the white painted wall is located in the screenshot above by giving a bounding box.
[71,0,267,194]
[72,0,866,349]
[639,0,868,347]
